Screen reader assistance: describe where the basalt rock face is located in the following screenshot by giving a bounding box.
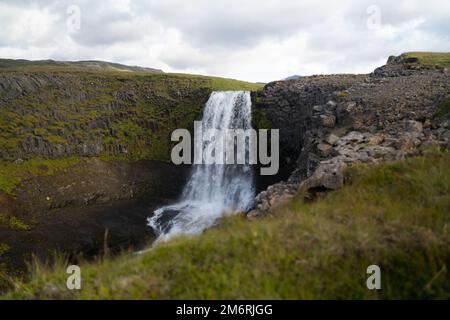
[0,72,215,161]
[249,56,450,218]
[254,75,364,163]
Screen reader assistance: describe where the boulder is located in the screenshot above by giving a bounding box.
[326,100,337,108]
[313,105,324,112]
[298,160,345,193]
[321,114,336,128]
[337,131,365,145]
[405,120,423,134]
[368,134,384,145]
[326,133,340,146]
[345,102,357,112]
[317,143,333,157]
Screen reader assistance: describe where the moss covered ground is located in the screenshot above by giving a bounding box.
[403,52,450,68]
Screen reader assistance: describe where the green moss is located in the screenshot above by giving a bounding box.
[0,244,9,256]
[0,214,30,231]
[0,157,80,195]
[8,216,30,231]
[433,96,450,119]
[0,138,21,158]
[5,153,449,299]
[337,91,349,98]
[32,128,47,137]
[252,108,272,129]
[44,135,68,145]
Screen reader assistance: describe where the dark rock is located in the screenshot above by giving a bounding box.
[317,143,333,157]
[249,57,450,218]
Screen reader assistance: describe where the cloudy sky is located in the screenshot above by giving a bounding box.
[0,0,449,82]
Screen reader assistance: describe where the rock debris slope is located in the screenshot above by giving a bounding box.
[249,54,450,218]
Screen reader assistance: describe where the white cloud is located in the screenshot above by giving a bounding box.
[0,0,449,82]
[0,2,60,47]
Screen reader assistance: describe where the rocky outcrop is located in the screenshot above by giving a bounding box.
[372,54,446,77]
[249,55,450,218]
[254,75,364,163]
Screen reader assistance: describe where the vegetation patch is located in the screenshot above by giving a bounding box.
[337,91,349,98]
[252,108,272,129]
[0,157,80,195]
[433,96,450,119]
[4,153,449,299]
[0,213,30,231]
[403,52,450,68]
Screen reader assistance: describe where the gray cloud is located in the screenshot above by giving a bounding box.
[0,0,449,82]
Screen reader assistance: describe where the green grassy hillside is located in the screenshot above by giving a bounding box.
[4,152,448,299]
[0,59,164,73]
[402,52,450,68]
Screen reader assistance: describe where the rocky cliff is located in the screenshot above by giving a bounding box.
[249,53,450,217]
[0,71,260,162]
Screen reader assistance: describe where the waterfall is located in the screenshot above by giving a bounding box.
[148,91,255,242]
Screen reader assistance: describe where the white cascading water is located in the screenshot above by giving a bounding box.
[148,91,254,242]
